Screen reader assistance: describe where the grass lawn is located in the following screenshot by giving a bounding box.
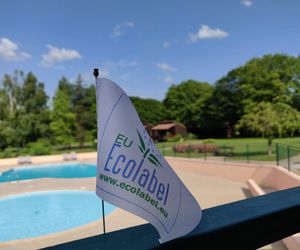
[156,137,300,162]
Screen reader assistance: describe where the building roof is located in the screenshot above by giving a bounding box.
[152,123,175,130]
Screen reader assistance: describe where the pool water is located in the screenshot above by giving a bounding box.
[0,190,115,242]
[0,163,96,183]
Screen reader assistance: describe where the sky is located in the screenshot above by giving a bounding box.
[1,0,300,100]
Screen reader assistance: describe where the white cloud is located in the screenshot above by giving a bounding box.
[157,62,176,72]
[103,59,139,70]
[164,76,173,84]
[241,0,253,7]
[0,37,31,61]
[120,73,131,80]
[41,44,81,66]
[101,59,139,80]
[112,21,135,37]
[189,25,229,42]
[100,68,110,78]
[163,41,171,48]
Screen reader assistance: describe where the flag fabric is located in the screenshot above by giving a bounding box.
[95,77,202,243]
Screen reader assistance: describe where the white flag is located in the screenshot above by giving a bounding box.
[95,77,202,243]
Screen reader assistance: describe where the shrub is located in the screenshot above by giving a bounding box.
[26,139,52,156]
[0,147,17,158]
[185,133,197,140]
[202,139,215,144]
[189,144,219,153]
[173,144,190,153]
[167,134,183,142]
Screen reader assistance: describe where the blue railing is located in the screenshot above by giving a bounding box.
[44,187,300,250]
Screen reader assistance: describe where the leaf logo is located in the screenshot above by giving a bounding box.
[137,130,162,168]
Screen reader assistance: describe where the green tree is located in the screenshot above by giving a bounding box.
[71,75,96,147]
[292,92,300,111]
[0,71,50,147]
[85,85,97,141]
[235,102,300,154]
[19,72,50,143]
[209,54,300,136]
[1,71,22,147]
[58,77,73,97]
[130,97,166,124]
[163,80,213,135]
[0,121,14,150]
[0,89,9,122]
[50,89,75,147]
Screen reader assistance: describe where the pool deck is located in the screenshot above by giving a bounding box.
[0,154,285,250]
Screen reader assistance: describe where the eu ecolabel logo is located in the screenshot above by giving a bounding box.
[100,130,169,218]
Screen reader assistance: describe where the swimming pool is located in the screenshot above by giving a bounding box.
[0,163,96,183]
[0,190,115,242]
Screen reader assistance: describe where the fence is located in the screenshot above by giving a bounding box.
[45,187,300,250]
[157,142,300,173]
[277,143,300,175]
[157,142,277,163]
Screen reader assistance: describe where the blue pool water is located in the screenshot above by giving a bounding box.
[0,163,96,183]
[0,191,115,242]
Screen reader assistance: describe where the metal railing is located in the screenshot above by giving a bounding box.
[157,142,277,163]
[276,143,300,175]
[44,187,300,250]
[156,142,300,175]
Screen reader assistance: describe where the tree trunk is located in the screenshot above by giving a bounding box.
[268,137,272,155]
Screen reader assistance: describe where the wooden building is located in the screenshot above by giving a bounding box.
[143,123,153,137]
[151,121,187,141]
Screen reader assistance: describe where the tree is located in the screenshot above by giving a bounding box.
[209,54,300,136]
[0,89,9,122]
[50,89,75,147]
[71,75,96,147]
[163,80,213,135]
[292,92,300,111]
[85,85,97,141]
[130,97,166,124]
[0,71,50,148]
[19,72,50,143]
[51,76,97,148]
[58,77,73,97]
[0,121,14,150]
[235,102,300,154]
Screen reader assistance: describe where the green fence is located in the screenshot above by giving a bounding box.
[277,143,300,174]
[156,142,277,163]
[157,142,300,175]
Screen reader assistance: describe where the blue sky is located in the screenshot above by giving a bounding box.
[1,0,300,100]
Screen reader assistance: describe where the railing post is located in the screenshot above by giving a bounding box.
[204,147,207,161]
[174,144,177,157]
[276,143,279,166]
[48,187,300,250]
[223,143,226,162]
[187,144,190,159]
[246,144,249,164]
[287,145,290,171]
[162,143,165,156]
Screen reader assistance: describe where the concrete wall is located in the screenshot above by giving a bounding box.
[166,157,300,250]
[166,157,300,191]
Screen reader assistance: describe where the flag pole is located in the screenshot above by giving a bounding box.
[93,68,106,235]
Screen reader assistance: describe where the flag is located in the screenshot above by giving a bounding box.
[95,77,202,243]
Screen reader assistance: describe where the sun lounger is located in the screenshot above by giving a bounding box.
[70,152,77,160]
[18,156,32,164]
[17,156,26,164]
[63,153,70,161]
[25,156,32,164]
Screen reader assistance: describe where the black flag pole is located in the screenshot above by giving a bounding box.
[102,199,106,234]
[93,68,106,235]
